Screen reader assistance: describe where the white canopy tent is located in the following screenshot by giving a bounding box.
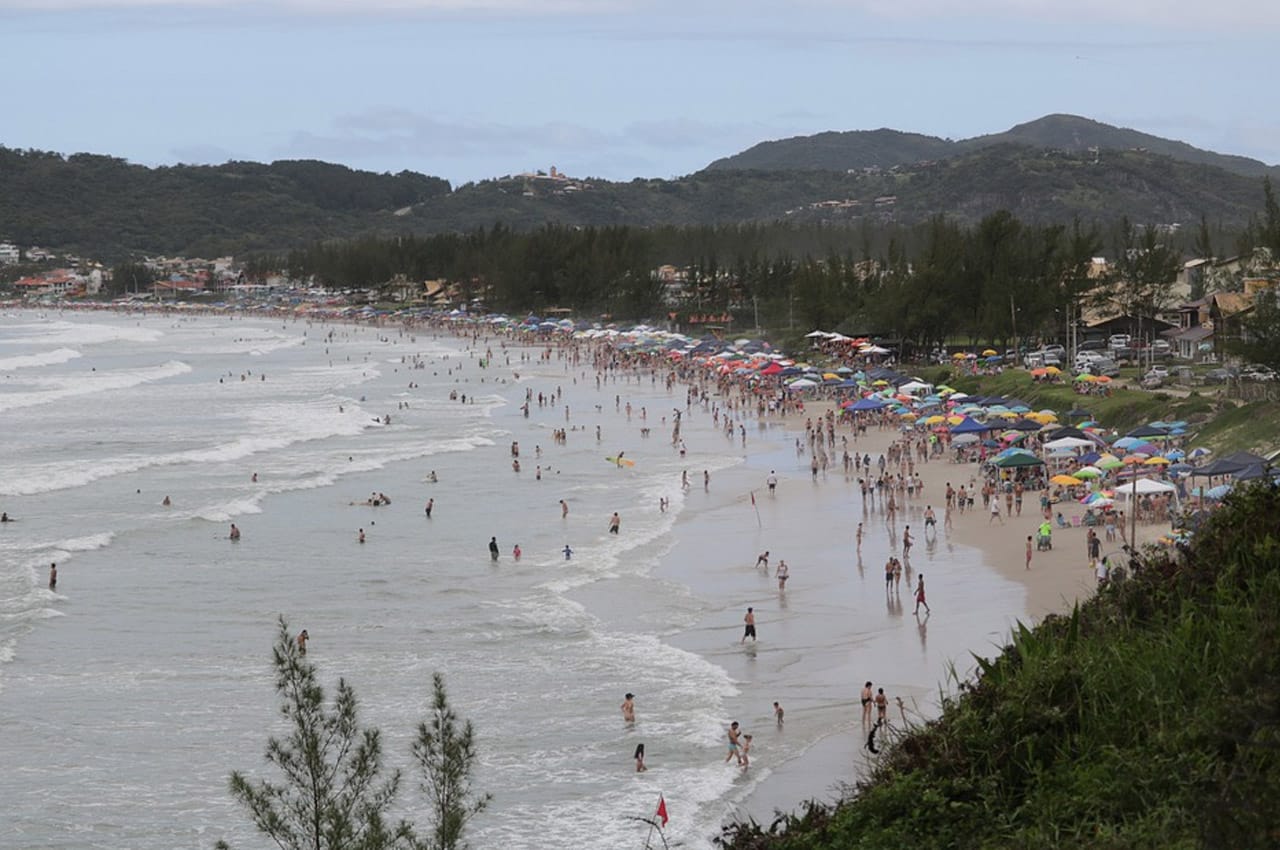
[1044,436,1095,451]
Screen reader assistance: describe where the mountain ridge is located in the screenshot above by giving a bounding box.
[705,113,1280,179]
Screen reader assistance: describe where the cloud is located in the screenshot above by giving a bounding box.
[1,0,1276,28]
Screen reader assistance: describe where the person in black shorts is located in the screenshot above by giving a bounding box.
[741,607,756,643]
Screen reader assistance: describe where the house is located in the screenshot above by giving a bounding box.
[152,278,206,298]
[0,242,20,265]
[1164,291,1256,362]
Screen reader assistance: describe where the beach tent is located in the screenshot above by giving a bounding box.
[1006,417,1044,432]
[1125,424,1170,439]
[847,397,887,411]
[1116,478,1178,496]
[1192,458,1250,477]
[1044,436,1095,451]
[949,417,991,434]
[992,453,1045,468]
[899,380,933,395]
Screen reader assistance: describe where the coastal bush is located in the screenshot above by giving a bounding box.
[718,483,1280,850]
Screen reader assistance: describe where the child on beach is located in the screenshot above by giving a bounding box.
[740,734,753,768]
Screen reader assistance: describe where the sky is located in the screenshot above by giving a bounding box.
[3,0,1279,185]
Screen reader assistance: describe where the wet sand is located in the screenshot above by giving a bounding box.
[680,400,1168,828]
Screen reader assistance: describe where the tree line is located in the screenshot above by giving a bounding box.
[254,179,1279,356]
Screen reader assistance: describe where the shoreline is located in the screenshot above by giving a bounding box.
[725,400,1171,827]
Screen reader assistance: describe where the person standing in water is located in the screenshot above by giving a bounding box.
[621,692,636,722]
[489,537,499,560]
[741,607,757,644]
[773,701,785,727]
[424,498,433,518]
[49,562,57,590]
[861,682,874,724]
[776,560,789,591]
[513,544,522,560]
[229,523,241,541]
[560,499,569,518]
[562,544,573,560]
[608,512,620,534]
[358,528,366,544]
[296,629,309,654]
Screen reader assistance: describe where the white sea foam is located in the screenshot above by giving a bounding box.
[0,347,82,370]
[0,360,192,414]
[0,320,163,347]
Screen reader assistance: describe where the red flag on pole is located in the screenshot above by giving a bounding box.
[655,795,669,827]
[750,491,756,506]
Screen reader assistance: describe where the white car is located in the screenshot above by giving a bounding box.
[1144,366,1170,380]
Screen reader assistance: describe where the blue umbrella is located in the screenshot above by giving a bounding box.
[1206,484,1232,499]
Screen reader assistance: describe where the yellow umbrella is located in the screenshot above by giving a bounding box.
[946,415,964,425]
[1144,456,1171,465]
[923,415,946,425]
[872,379,889,386]
[997,410,1018,418]
[822,373,840,380]
[952,352,967,359]
[1044,366,1061,375]
[1051,474,1082,486]
[900,411,918,420]
[982,349,998,356]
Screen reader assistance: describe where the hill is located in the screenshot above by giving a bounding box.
[0,126,1273,260]
[703,128,955,173]
[0,147,450,260]
[409,146,1264,234]
[707,113,1280,181]
[719,482,1280,849]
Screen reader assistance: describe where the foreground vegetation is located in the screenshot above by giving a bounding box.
[719,483,1280,850]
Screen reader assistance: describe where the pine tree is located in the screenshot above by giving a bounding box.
[217,618,415,850]
[412,673,492,850]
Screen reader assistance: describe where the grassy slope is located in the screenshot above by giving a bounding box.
[719,485,1280,850]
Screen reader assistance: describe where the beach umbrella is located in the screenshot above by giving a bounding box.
[982,439,1001,448]
[1206,484,1233,499]
[787,378,818,388]
[1030,367,1048,377]
[953,433,980,445]
[1144,456,1171,466]
[1073,466,1103,479]
[1051,474,1082,485]
[922,414,946,425]
[1122,455,1146,465]
[1165,449,1186,461]
[1169,463,1193,474]
[1074,374,1094,382]
[848,397,887,411]
[982,348,998,356]
[952,352,967,359]
[1067,408,1091,418]
[1112,436,1143,450]
[1044,366,1062,375]
[1128,443,1158,456]
[1126,424,1169,439]
[1001,430,1027,442]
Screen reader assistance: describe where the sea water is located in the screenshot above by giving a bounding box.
[0,310,1025,849]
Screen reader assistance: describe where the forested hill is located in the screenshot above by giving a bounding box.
[0,136,1271,260]
[707,113,1280,180]
[0,147,450,259]
[404,146,1264,234]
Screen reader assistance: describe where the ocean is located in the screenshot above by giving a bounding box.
[0,309,1026,849]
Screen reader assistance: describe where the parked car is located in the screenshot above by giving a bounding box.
[1079,339,1107,352]
[1144,365,1171,381]
[1043,344,1066,359]
[1242,364,1277,382]
[1108,334,1131,350]
[1204,367,1239,384]
[1151,339,1172,356]
[1140,375,1163,390]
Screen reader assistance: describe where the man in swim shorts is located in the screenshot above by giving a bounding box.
[741,607,756,643]
[725,721,742,763]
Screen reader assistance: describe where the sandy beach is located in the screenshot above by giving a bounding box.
[717,398,1168,825]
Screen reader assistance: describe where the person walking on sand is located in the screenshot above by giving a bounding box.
[767,471,778,495]
[741,607,757,643]
[914,574,930,615]
[861,682,874,724]
[902,525,913,559]
[1025,535,1033,570]
[884,557,895,592]
[776,560,789,591]
[988,496,1003,524]
[608,512,620,534]
[725,721,742,763]
[621,692,636,723]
